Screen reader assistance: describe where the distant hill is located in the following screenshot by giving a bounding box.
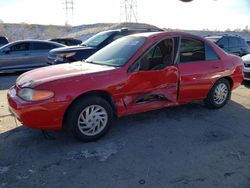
[0,22,162,42]
[0,22,250,42]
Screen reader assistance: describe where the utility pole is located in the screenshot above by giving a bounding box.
[120,0,138,23]
[63,0,74,26]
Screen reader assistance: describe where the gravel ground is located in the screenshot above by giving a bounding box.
[0,74,250,188]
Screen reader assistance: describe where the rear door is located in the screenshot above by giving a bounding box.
[228,37,240,56]
[121,37,179,114]
[0,42,32,71]
[30,42,59,68]
[177,37,223,102]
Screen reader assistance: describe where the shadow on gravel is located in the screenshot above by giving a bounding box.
[1,99,249,145]
[0,100,250,187]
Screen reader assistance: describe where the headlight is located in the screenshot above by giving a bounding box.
[55,52,76,61]
[18,88,54,101]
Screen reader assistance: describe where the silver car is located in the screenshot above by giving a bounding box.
[242,54,250,81]
[0,40,65,73]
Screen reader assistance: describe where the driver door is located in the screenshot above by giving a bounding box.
[121,37,179,114]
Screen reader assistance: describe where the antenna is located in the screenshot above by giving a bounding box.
[120,0,138,23]
[63,0,74,26]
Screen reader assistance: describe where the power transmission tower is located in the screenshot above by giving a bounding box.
[63,0,74,26]
[120,0,138,23]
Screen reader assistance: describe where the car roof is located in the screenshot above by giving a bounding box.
[127,31,206,40]
[5,40,66,46]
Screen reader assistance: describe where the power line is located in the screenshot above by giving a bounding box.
[120,0,138,23]
[63,0,74,26]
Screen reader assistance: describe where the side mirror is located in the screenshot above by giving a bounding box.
[3,47,10,54]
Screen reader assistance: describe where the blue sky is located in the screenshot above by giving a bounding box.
[0,0,249,30]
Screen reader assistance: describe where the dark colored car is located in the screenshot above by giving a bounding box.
[8,32,243,141]
[0,36,8,47]
[49,38,82,46]
[0,40,65,73]
[247,41,250,47]
[206,35,249,57]
[47,28,163,65]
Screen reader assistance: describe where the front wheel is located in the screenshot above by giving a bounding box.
[66,96,113,142]
[205,78,231,109]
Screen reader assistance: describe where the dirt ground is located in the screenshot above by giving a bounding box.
[0,74,250,188]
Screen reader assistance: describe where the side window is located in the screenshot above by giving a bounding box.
[139,38,174,71]
[228,37,238,47]
[205,43,219,61]
[217,37,228,48]
[179,38,205,63]
[10,43,30,52]
[32,42,56,50]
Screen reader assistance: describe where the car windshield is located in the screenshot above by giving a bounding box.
[85,36,146,67]
[206,36,222,43]
[81,31,113,47]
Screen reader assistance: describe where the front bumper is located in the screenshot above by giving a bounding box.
[47,54,69,65]
[244,66,250,81]
[7,86,69,130]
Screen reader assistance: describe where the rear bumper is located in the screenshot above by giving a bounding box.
[7,87,69,130]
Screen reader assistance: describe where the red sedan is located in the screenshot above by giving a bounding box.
[7,32,244,141]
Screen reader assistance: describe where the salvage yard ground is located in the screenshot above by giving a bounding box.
[0,74,250,188]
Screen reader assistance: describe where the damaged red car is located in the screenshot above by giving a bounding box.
[8,32,244,141]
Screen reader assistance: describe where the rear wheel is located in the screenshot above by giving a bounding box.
[66,96,113,142]
[205,78,231,109]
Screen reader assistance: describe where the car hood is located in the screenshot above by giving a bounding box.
[16,62,116,88]
[50,45,96,54]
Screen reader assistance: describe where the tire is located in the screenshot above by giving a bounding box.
[204,78,231,109]
[66,96,113,142]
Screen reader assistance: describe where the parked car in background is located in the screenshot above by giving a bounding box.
[8,32,243,141]
[206,35,249,57]
[0,40,65,73]
[242,54,250,81]
[0,36,8,47]
[247,41,250,47]
[47,28,163,65]
[49,38,82,46]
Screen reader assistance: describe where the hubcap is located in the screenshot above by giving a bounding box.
[78,105,108,136]
[213,83,228,105]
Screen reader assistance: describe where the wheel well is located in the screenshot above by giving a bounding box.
[221,76,233,90]
[62,90,117,130]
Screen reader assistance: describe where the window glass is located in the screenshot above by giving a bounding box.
[32,42,56,50]
[112,34,125,41]
[229,37,239,47]
[217,37,228,48]
[82,31,113,47]
[10,43,29,52]
[179,38,205,63]
[139,38,174,71]
[205,44,219,61]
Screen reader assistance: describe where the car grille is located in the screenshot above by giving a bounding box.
[244,63,250,68]
[244,72,250,78]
